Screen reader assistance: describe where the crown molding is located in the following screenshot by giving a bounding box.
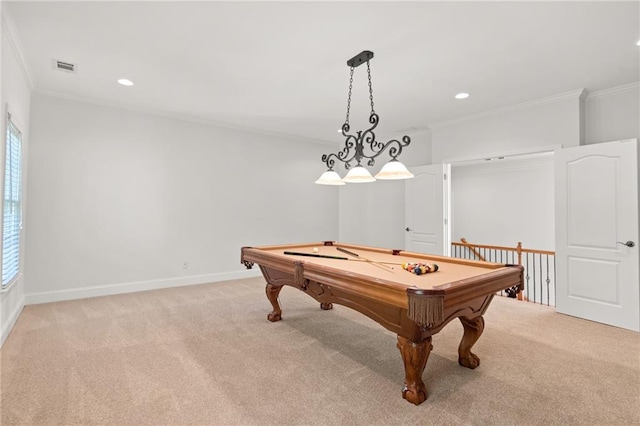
[1,6,34,90]
[430,88,587,130]
[585,81,640,100]
[33,88,337,147]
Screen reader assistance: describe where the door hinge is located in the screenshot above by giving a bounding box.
[443,173,448,180]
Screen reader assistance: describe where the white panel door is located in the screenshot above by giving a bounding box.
[404,164,450,255]
[555,139,639,331]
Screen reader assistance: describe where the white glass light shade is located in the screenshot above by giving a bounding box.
[374,160,414,180]
[342,166,376,183]
[315,170,345,185]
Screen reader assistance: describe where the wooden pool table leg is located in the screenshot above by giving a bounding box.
[397,336,432,405]
[265,283,283,322]
[458,315,484,369]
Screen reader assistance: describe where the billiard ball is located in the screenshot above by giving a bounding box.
[312,247,319,253]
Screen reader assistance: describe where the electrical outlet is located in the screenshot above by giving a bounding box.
[182,260,189,269]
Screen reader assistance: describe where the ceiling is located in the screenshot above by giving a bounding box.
[5,1,640,145]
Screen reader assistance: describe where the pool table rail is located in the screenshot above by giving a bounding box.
[243,246,418,335]
[242,245,522,337]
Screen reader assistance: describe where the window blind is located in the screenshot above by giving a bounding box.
[3,115,22,286]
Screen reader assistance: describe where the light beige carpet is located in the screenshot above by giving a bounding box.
[1,277,639,425]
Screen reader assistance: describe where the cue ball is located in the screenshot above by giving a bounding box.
[312,247,319,253]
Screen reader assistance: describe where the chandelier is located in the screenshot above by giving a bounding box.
[315,50,414,185]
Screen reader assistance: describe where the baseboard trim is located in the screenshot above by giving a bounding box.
[1,296,25,347]
[24,269,263,305]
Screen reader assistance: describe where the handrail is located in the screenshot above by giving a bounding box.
[452,238,556,305]
[452,240,554,256]
[459,238,486,261]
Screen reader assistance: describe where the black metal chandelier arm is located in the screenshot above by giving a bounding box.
[357,134,412,164]
[321,134,360,169]
[358,112,380,142]
[341,121,365,139]
[338,141,360,166]
[360,114,379,142]
[321,153,338,170]
[341,122,359,140]
[349,112,382,163]
[350,111,379,153]
[359,130,379,167]
[379,135,412,160]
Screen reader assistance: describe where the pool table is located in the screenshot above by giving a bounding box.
[241,241,523,405]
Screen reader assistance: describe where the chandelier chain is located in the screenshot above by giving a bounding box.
[345,67,354,125]
[367,61,375,114]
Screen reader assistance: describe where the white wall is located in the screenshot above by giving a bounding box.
[338,128,431,249]
[24,94,338,303]
[432,91,583,163]
[1,9,32,345]
[451,155,554,250]
[338,180,406,248]
[585,83,640,145]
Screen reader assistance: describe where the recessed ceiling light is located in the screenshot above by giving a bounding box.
[117,79,134,86]
[637,39,640,46]
[455,92,470,100]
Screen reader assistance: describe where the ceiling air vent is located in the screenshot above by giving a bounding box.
[54,60,76,73]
